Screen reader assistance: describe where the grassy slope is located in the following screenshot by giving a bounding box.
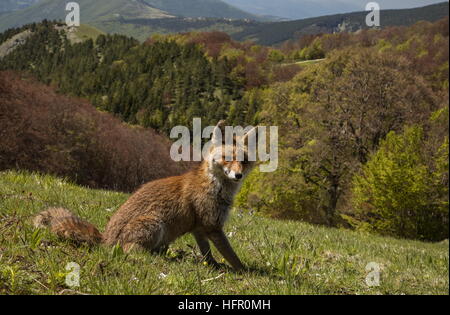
[143,0,260,20]
[0,170,448,295]
[96,18,249,42]
[0,0,173,32]
[73,24,105,40]
[68,24,105,43]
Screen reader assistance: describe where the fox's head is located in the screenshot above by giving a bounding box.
[207,121,258,183]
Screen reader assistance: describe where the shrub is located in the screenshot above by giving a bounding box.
[351,126,448,241]
[0,71,191,192]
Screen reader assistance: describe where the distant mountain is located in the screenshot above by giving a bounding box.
[143,0,260,19]
[0,0,263,33]
[114,2,450,43]
[222,0,447,20]
[0,0,175,32]
[116,17,261,41]
[233,2,450,45]
[341,0,447,10]
[223,0,359,20]
[1,1,447,44]
[0,0,40,13]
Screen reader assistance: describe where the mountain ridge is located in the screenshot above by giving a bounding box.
[0,1,448,45]
[142,0,260,19]
[222,0,448,20]
[223,0,359,20]
[113,2,450,44]
[0,0,265,33]
[0,0,40,13]
[233,2,450,45]
[0,0,174,32]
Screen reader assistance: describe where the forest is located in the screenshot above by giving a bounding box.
[0,17,448,242]
[237,18,449,241]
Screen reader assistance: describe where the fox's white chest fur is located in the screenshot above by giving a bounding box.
[198,170,240,228]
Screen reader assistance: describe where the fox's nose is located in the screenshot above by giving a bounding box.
[235,173,243,180]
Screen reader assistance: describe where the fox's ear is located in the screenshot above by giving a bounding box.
[212,120,226,147]
[243,126,258,147]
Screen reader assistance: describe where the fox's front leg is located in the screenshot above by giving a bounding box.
[208,229,245,271]
[193,231,219,267]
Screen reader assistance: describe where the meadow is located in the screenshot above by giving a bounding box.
[0,170,448,295]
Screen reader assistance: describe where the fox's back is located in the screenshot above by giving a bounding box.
[102,173,195,245]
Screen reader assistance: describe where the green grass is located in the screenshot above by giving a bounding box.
[71,24,105,43]
[294,58,325,66]
[281,58,325,68]
[0,170,448,295]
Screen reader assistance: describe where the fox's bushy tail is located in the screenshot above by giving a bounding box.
[33,207,103,245]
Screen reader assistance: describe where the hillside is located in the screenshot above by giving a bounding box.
[0,0,40,13]
[87,17,260,42]
[113,17,260,41]
[143,0,259,20]
[94,1,450,44]
[0,0,174,32]
[223,0,447,20]
[0,22,252,134]
[66,24,105,43]
[233,2,450,45]
[223,0,359,20]
[0,0,262,34]
[0,170,447,294]
[1,1,447,43]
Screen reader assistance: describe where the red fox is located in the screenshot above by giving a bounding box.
[33,121,258,271]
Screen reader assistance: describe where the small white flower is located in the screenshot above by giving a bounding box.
[158,273,168,279]
[227,232,235,238]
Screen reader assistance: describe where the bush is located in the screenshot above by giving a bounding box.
[0,71,191,192]
[235,166,324,224]
[351,126,448,241]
